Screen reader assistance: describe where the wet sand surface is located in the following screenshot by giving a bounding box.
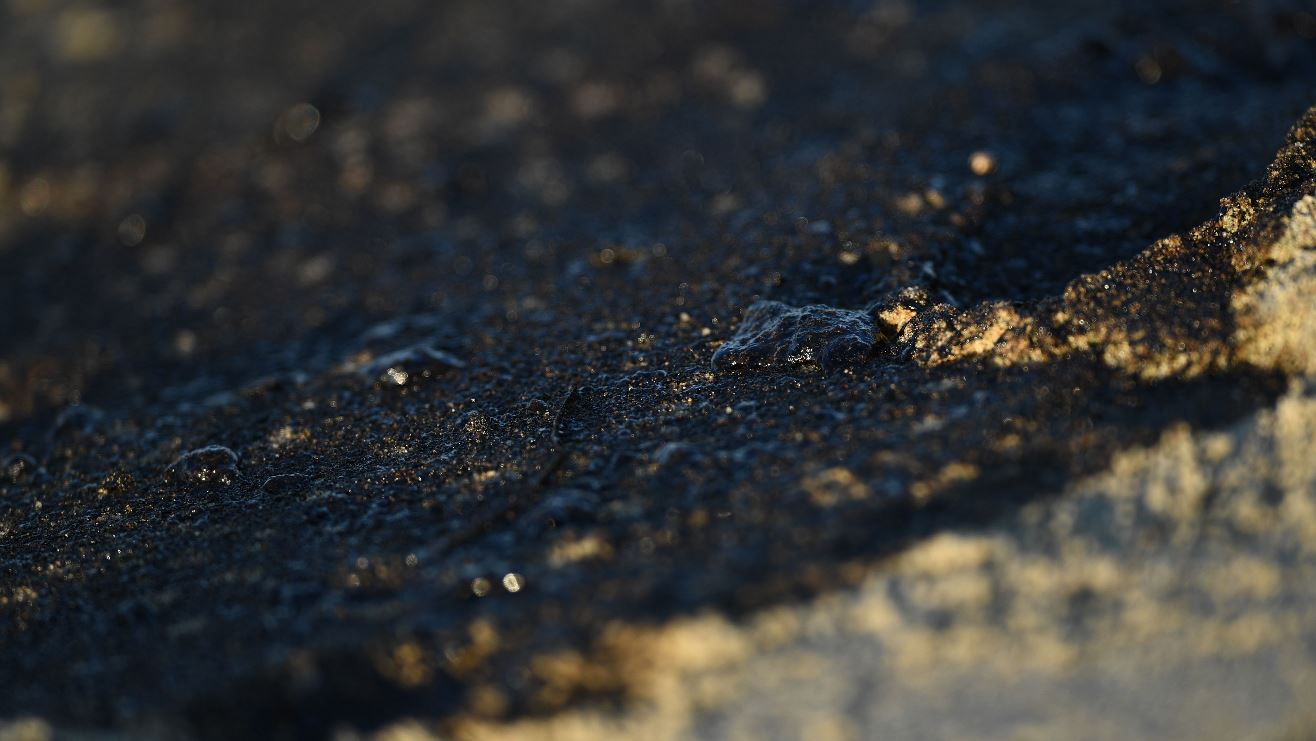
[2,1,1316,738]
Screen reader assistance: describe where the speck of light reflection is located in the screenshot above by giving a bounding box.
[502,573,525,593]
[471,577,492,597]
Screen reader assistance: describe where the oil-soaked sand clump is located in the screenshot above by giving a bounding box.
[2,0,1316,739]
[712,301,874,373]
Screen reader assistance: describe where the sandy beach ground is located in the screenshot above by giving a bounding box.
[2,1,1316,738]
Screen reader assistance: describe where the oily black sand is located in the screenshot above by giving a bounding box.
[3,1,1316,738]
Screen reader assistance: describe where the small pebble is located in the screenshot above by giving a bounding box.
[165,445,240,487]
[713,300,875,374]
[358,344,466,385]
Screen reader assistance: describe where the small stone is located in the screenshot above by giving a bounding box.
[867,286,934,339]
[165,445,240,487]
[712,300,875,373]
[358,344,466,385]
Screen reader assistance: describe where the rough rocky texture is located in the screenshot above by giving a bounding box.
[711,301,875,373]
[2,1,1316,739]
